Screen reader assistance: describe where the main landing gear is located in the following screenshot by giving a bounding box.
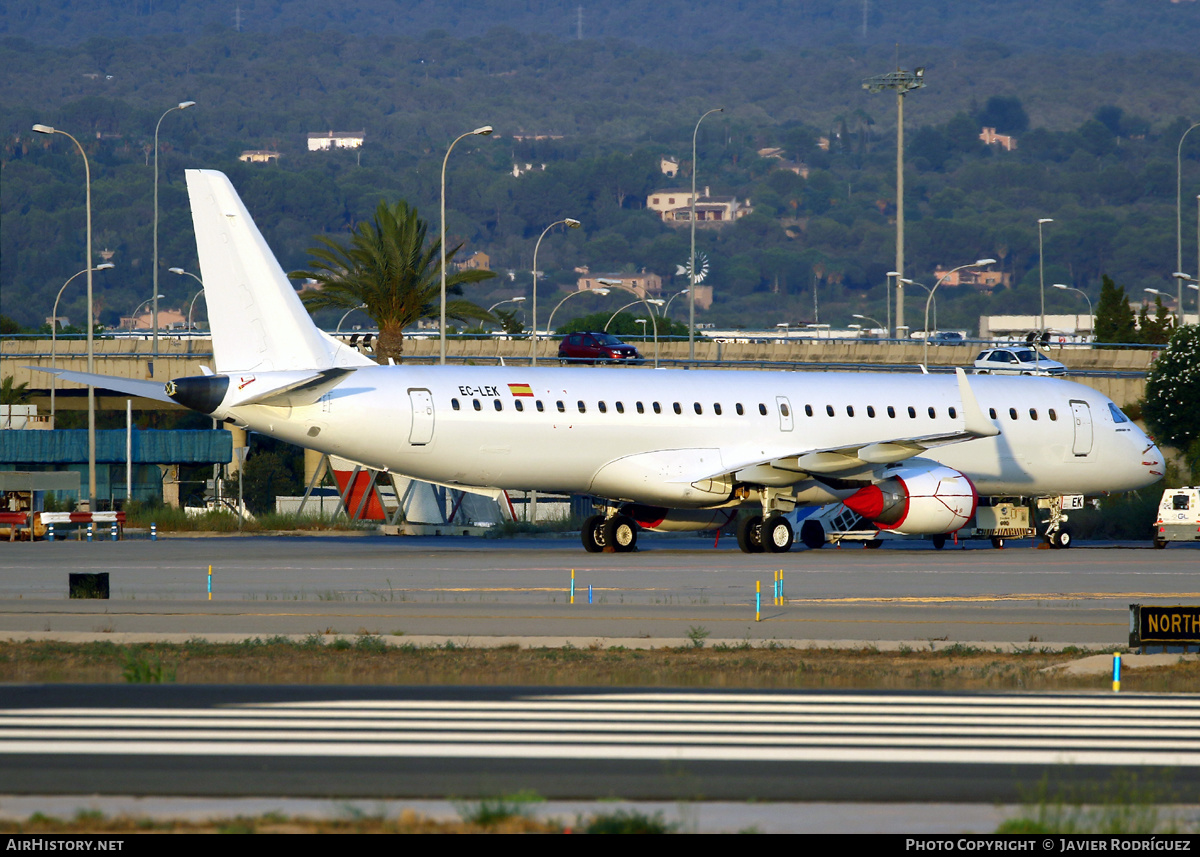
[582,512,638,553]
[736,510,795,554]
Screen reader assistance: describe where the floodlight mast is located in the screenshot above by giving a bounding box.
[864,65,925,338]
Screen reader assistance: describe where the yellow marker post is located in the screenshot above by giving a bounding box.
[207,564,212,601]
[570,569,575,605]
[1112,652,1121,693]
[756,580,761,622]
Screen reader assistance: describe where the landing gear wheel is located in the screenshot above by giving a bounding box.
[581,514,606,553]
[737,514,764,553]
[931,534,947,550]
[604,515,638,552]
[991,537,1006,549]
[1052,528,1072,549]
[763,516,793,553]
[800,519,825,550]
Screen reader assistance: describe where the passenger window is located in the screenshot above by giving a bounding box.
[694,403,702,415]
[780,403,790,417]
[948,407,957,419]
[536,400,544,412]
[887,406,896,418]
[736,403,745,415]
[907,406,916,419]
[636,402,645,414]
[452,398,461,411]
[1049,409,1057,421]
[1029,408,1038,420]
[826,405,835,417]
[673,402,682,414]
[989,408,997,419]
[473,399,481,411]
[578,401,586,413]
[515,400,524,412]
[713,403,722,415]
[494,399,502,411]
[867,406,876,418]
[928,407,936,419]
[1009,408,1018,420]
[804,404,813,417]
[758,403,767,415]
[615,402,624,414]
[653,402,662,414]
[556,400,565,412]
[846,406,855,417]
[598,401,607,413]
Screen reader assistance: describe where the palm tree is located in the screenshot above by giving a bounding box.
[291,199,496,363]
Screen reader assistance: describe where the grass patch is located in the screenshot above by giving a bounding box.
[122,501,374,533]
[0,639,1197,691]
[998,770,1196,834]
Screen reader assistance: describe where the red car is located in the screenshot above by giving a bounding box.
[558,332,643,365]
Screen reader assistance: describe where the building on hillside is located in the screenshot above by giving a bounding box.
[238,150,282,164]
[932,266,1011,293]
[757,148,809,177]
[454,250,491,272]
[307,130,365,151]
[660,156,680,178]
[980,127,1017,151]
[118,308,186,332]
[511,162,546,177]
[646,187,752,227]
[576,272,663,300]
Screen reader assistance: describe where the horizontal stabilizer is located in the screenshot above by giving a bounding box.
[223,368,356,408]
[29,367,176,404]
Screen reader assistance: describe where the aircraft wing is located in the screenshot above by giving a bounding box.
[29,367,177,404]
[702,368,1001,481]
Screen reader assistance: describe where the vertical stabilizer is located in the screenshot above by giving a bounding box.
[185,169,374,373]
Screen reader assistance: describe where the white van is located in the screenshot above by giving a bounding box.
[1153,487,1200,548]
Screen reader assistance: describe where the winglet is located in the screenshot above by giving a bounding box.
[956,367,1000,438]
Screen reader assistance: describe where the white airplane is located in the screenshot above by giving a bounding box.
[45,170,1164,553]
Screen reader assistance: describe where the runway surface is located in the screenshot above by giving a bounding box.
[0,534,1195,645]
[3,684,1197,802]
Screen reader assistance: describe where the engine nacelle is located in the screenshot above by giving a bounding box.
[620,504,736,533]
[842,463,977,536]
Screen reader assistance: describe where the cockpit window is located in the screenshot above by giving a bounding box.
[1107,403,1129,424]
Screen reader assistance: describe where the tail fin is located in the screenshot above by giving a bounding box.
[185,169,374,374]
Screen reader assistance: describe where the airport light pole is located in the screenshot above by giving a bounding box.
[544,288,610,351]
[336,303,369,334]
[131,295,165,330]
[440,125,492,366]
[598,280,663,368]
[661,288,690,319]
[33,123,98,511]
[50,264,114,428]
[1037,218,1054,335]
[1176,123,1200,327]
[153,101,196,379]
[1052,283,1093,340]
[864,67,925,338]
[170,267,206,355]
[922,259,995,368]
[899,278,936,334]
[530,218,580,365]
[604,298,663,331]
[689,107,723,361]
[852,314,885,336]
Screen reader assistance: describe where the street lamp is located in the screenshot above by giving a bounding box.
[864,67,926,337]
[922,259,995,368]
[440,125,493,365]
[336,303,369,334]
[1037,218,1054,335]
[604,298,662,331]
[153,100,196,379]
[50,264,114,428]
[689,107,723,361]
[899,278,936,334]
[169,266,206,327]
[544,288,610,346]
[131,295,166,330]
[598,279,663,368]
[529,217,580,366]
[1176,123,1200,327]
[33,123,98,511]
[1052,283,1093,339]
[661,288,690,318]
[853,313,885,334]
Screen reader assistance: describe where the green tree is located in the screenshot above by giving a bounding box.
[1142,325,1200,480]
[1093,276,1137,344]
[290,200,497,363]
[1,376,29,406]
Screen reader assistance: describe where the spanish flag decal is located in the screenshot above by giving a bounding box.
[508,383,534,397]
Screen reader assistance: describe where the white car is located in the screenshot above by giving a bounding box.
[973,346,1066,376]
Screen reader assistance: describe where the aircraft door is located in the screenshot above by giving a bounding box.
[776,396,794,432]
[1070,400,1092,456]
[408,388,435,445]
